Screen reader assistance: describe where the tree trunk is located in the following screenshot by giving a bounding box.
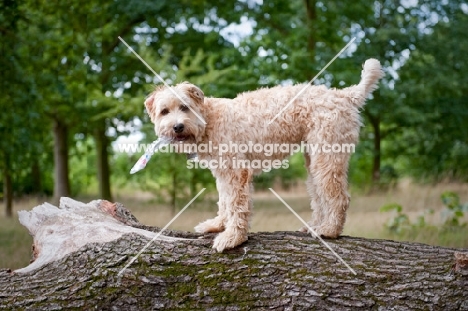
[190,171,198,207]
[1,198,467,310]
[52,119,71,203]
[169,155,178,215]
[2,163,13,218]
[365,111,381,184]
[30,158,42,195]
[372,116,381,183]
[304,0,317,59]
[171,169,177,215]
[94,124,113,201]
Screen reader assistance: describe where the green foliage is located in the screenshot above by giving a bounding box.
[69,137,98,196]
[379,203,411,234]
[440,191,468,227]
[397,3,468,180]
[380,191,467,245]
[348,141,373,188]
[254,153,306,190]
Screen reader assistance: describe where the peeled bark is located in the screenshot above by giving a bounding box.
[0,198,467,310]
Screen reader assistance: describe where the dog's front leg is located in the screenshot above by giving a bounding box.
[194,178,228,234]
[211,168,252,252]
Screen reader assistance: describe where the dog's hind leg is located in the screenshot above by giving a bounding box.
[302,152,351,238]
[300,152,324,232]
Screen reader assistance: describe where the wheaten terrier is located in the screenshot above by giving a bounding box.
[144,59,384,252]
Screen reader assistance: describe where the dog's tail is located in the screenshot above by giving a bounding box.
[357,58,384,100]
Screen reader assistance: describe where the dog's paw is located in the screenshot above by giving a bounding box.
[299,224,340,239]
[298,221,318,233]
[194,217,225,234]
[212,229,248,252]
[299,223,319,237]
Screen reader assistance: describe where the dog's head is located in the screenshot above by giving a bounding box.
[145,82,206,146]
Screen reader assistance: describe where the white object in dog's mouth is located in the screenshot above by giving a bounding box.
[129,136,172,174]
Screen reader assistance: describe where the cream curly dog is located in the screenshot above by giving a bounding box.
[144,59,384,252]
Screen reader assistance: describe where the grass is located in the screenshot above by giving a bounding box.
[1,180,467,270]
[0,198,37,270]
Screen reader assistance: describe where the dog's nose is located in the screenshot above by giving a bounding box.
[173,123,185,133]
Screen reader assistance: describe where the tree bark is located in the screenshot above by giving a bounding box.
[52,119,71,203]
[30,158,42,195]
[1,198,467,310]
[171,168,177,215]
[371,115,381,183]
[304,0,317,59]
[169,155,178,215]
[2,163,13,218]
[94,124,113,201]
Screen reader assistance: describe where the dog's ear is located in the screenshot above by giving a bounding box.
[188,84,204,102]
[144,94,156,116]
[179,82,204,104]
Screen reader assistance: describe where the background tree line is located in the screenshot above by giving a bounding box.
[0,0,467,216]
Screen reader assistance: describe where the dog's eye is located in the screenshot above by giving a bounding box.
[180,105,189,112]
[160,108,169,116]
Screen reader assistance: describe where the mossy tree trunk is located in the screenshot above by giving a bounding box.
[0,198,467,310]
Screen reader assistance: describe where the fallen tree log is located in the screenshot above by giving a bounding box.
[0,198,467,310]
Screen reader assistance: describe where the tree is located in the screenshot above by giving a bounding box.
[237,0,468,186]
[3,0,467,205]
[0,0,19,217]
[1,198,467,309]
[15,0,94,203]
[397,3,468,180]
[0,0,46,215]
[7,0,249,203]
[352,0,468,184]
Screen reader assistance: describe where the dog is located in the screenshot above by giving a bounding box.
[144,59,384,252]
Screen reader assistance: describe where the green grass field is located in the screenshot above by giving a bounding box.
[1,181,467,270]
